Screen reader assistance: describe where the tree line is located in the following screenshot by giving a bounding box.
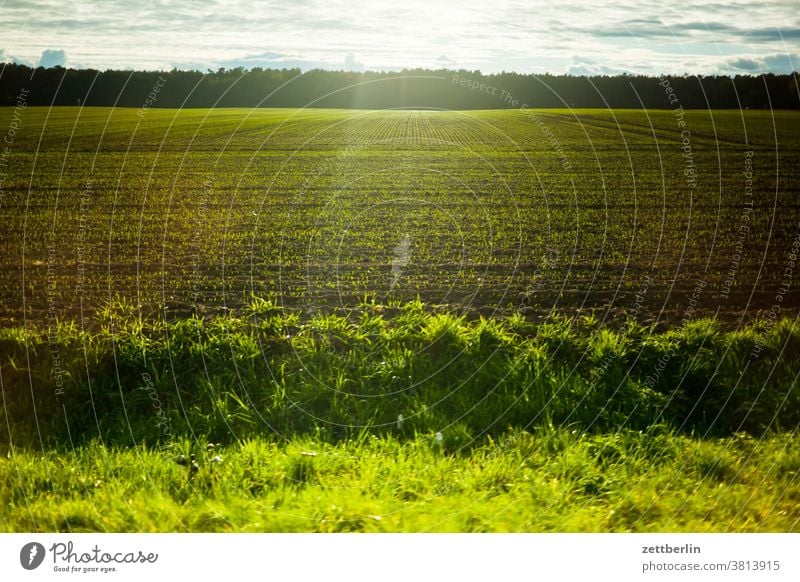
[1,63,798,109]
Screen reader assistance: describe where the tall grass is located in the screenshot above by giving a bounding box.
[1,298,798,449]
[1,432,798,532]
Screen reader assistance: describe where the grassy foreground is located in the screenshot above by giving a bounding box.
[1,299,799,531]
[2,432,799,532]
[2,298,800,447]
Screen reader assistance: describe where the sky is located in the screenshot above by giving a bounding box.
[1,0,798,75]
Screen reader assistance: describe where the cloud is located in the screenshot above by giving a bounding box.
[593,25,675,38]
[218,51,368,73]
[727,57,762,71]
[567,56,630,76]
[2,0,799,75]
[763,53,800,72]
[721,52,800,74]
[37,49,67,68]
[587,21,800,43]
[342,53,364,71]
[218,51,321,70]
[0,47,32,66]
[744,28,800,41]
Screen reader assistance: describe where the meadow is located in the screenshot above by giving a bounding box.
[0,107,798,532]
[1,107,798,323]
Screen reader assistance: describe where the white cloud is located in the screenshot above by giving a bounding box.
[218,51,321,70]
[567,56,631,76]
[343,53,364,72]
[717,52,800,74]
[0,47,31,66]
[37,49,67,68]
[0,0,797,74]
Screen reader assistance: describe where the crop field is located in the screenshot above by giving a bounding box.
[1,107,799,323]
[0,106,799,532]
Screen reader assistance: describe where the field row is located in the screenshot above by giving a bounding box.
[1,107,798,151]
[0,108,798,324]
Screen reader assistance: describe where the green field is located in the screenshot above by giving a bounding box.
[0,107,798,532]
[2,107,799,322]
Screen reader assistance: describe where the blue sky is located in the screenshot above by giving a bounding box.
[1,0,798,74]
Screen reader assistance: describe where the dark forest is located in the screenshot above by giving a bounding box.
[1,63,798,109]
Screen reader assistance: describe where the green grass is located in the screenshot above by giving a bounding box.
[2,431,798,532]
[1,299,799,532]
[2,299,799,449]
[1,107,799,532]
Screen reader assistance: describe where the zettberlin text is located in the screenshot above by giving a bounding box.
[642,544,701,554]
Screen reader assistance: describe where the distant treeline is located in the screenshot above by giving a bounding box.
[1,63,798,109]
